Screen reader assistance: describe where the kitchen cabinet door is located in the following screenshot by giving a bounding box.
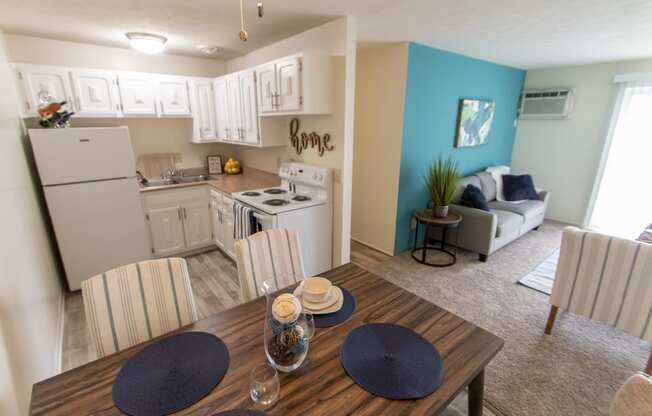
[15,64,74,117]
[182,200,213,249]
[211,198,224,249]
[257,63,277,113]
[213,77,230,140]
[226,74,243,141]
[147,206,185,256]
[118,73,158,115]
[190,79,217,142]
[239,70,260,145]
[221,197,236,259]
[276,57,302,112]
[70,70,121,116]
[158,77,191,116]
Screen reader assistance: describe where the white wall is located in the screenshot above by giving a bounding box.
[0,30,64,415]
[5,34,231,173]
[224,17,357,266]
[512,58,652,225]
[352,43,408,255]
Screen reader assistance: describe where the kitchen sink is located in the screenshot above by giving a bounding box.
[141,175,216,188]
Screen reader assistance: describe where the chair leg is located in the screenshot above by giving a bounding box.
[646,350,652,375]
[544,305,558,335]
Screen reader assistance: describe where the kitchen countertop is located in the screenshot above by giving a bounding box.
[139,167,281,195]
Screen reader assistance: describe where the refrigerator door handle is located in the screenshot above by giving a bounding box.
[178,207,182,221]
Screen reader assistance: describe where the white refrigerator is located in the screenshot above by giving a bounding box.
[29,127,151,290]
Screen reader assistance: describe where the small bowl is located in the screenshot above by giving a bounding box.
[302,277,332,303]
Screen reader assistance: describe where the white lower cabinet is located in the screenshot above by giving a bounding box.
[210,190,235,260]
[147,205,186,256]
[143,187,213,257]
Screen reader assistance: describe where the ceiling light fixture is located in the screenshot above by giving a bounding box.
[125,32,167,54]
[198,46,223,55]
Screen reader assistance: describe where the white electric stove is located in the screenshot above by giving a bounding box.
[232,162,333,276]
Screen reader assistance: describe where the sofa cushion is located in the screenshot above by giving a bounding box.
[453,175,481,204]
[502,174,540,201]
[492,209,523,238]
[475,171,497,202]
[489,200,545,222]
[461,184,489,211]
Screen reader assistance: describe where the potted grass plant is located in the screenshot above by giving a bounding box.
[424,156,460,218]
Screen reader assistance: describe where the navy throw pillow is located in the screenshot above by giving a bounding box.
[502,174,540,201]
[460,184,489,211]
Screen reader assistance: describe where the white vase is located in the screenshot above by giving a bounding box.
[434,205,449,218]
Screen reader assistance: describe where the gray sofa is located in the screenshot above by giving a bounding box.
[446,170,549,261]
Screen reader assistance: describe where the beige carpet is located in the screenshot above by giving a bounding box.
[366,221,649,416]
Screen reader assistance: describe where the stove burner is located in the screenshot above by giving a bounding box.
[292,195,311,202]
[263,199,290,206]
[242,191,261,197]
[264,188,287,195]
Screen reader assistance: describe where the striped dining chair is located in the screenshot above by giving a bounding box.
[545,226,652,373]
[235,229,306,302]
[81,258,198,358]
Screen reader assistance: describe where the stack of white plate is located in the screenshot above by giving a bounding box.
[293,277,344,315]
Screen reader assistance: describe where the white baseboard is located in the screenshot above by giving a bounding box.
[350,237,394,257]
[54,290,65,374]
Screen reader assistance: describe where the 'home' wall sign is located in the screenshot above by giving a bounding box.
[289,118,334,157]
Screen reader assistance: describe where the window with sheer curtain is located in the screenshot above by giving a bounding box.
[588,81,652,238]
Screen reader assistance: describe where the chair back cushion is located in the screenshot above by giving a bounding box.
[550,227,652,341]
[81,258,198,358]
[235,229,306,302]
[610,374,652,416]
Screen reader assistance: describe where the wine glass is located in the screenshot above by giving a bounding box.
[250,363,280,406]
[299,313,315,340]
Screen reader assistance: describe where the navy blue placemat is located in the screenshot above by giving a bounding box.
[113,331,230,416]
[314,288,356,328]
[212,411,267,416]
[340,323,444,400]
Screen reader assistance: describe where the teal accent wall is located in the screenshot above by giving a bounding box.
[394,43,526,254]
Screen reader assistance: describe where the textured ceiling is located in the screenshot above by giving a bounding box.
[359,0,652,69]
[0,0,392,60]
[1,0,651,68]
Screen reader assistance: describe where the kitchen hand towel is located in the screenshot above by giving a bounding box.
[234,202,257,240]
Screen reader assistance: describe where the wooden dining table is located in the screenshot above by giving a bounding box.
[30,263,503,416]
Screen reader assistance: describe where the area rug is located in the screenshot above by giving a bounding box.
[517,249,559,295]
[365,221,649,416]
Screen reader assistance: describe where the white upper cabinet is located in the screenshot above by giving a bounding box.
[239,70,259,145]
[226,74,243,142]
[15,64,74,117]
[276,57,301,112]
[189,78,217,142]
[70,70,121,117]
[212,77,230,141]
[117,73,158,116]
[255,54,332,116]
[158,76,191,116]
[257,63,277,114]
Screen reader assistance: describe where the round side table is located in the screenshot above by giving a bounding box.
[411,209,463,267]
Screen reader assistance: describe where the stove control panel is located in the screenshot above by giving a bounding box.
[279,162,331,188]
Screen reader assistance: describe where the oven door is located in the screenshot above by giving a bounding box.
[253,211,277,231]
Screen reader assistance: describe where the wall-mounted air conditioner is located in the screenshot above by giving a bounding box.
[519,88,575,119]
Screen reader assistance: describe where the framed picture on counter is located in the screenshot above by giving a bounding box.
[207,155,223,175]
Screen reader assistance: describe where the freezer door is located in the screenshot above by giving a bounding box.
[44,178,151,290]
[29,127,137,185]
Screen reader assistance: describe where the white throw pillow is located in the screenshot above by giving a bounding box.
[485,165,511,202]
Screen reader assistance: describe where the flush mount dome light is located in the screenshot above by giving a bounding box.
[125,32,167,54]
